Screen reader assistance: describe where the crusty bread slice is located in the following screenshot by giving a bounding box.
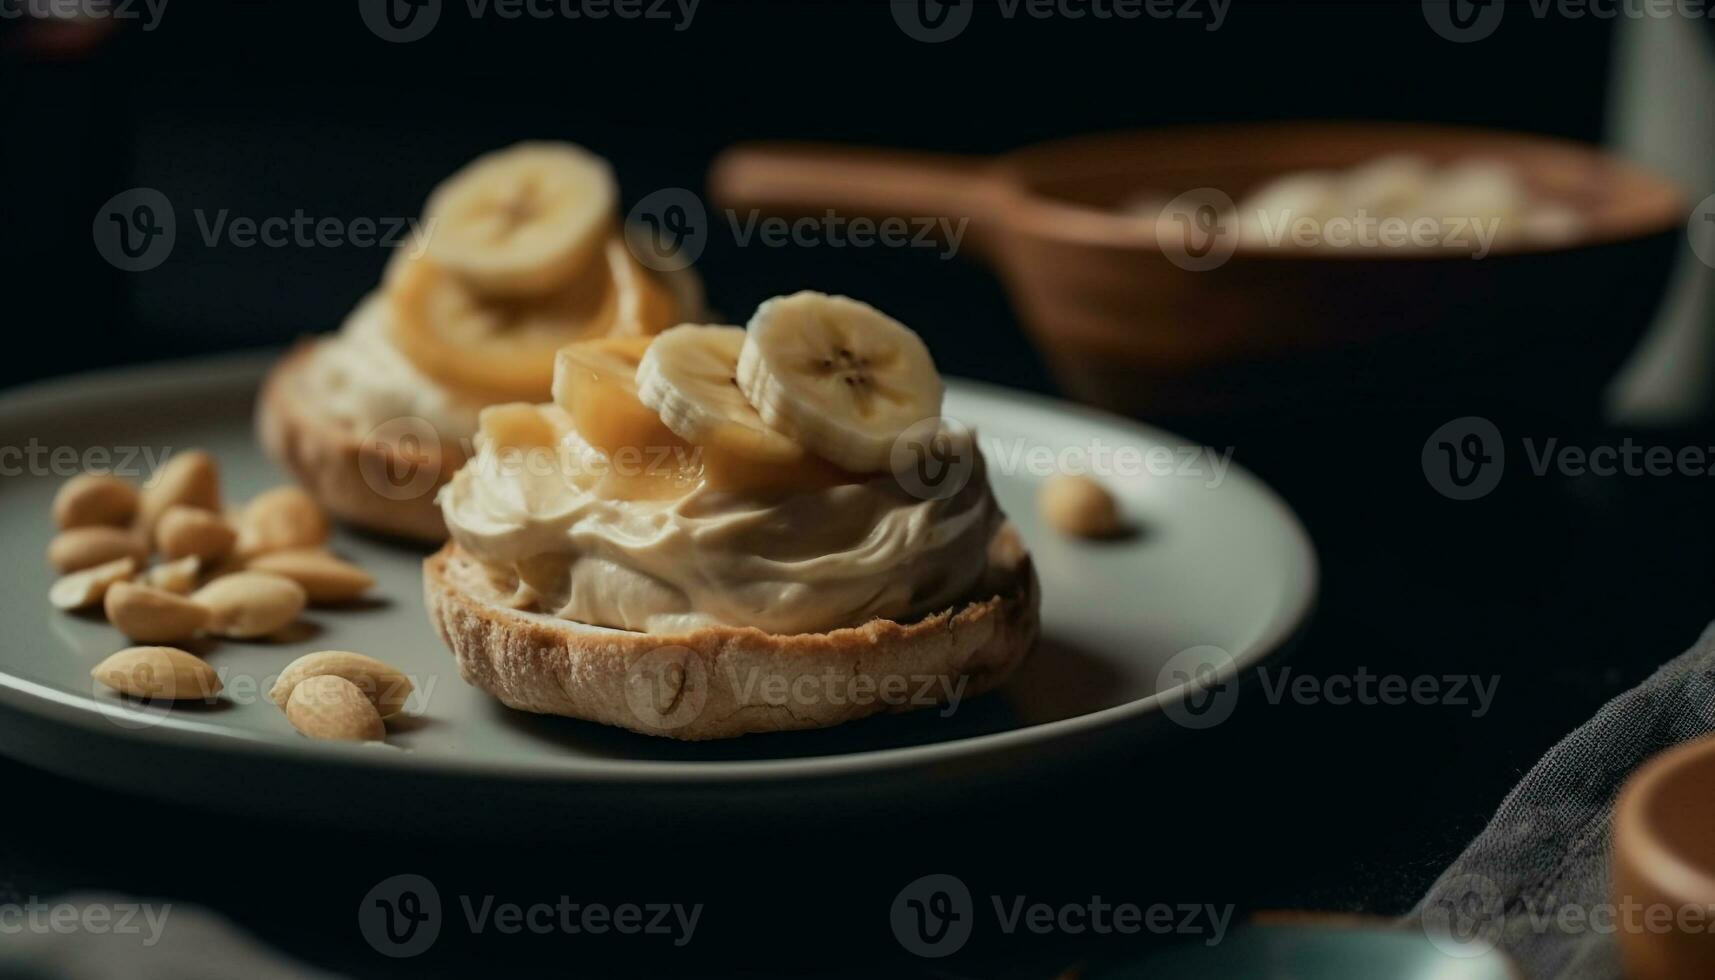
[423,526,1040,740]
[256,342,461,543]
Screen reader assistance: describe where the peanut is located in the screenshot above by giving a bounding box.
[91,646,221,701]
[49,556,138,610]
[236,486,328,556]
[155,505,236,562]
[1039,474,1123,539]
[192,571,306,639]
[52,474,139,530]
[47,526,148,573]
[285,675,385,742]
[138,450,220,536]
[269,651,412,718]
[246,549,373,604]
[141,556,201,595]
[103,582,211,644]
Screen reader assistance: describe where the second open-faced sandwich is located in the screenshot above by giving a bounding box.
[258,141,699,542]
[424,291,1039,739]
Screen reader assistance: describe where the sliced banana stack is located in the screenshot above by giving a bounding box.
[422,141,617,297]
[391,239,671,401]
[735,292,943,473]
[388,143,676,401]
[637,326,805,464]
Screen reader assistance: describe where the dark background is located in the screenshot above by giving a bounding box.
[5,1,1715,977]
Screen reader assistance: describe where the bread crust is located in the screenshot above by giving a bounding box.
[255,343,461,543]
[423,528,1041,740]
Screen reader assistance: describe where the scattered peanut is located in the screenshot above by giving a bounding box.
[49,556,138,610]
[236,486,328,556]
[155,505,236,562]
[49,459,388,674]
[90,646,221,701]
[269,651,412,718]
[192,571,306,639]
[103,582,211,644]
[247,549,374,604]
[285,674,385,742]
[138,450,220,535]
[140,555,201,595]
[47,526,148,574]
[52,474,139,530]
[1039,474,1123,539]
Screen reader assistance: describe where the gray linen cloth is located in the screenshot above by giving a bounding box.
[1406,621,1715,979]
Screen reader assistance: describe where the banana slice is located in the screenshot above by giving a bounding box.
[552,335,678,453]
[421,141,617,297]
[390,239,672,401]
[736,292,942,473]
[637,326,804,464]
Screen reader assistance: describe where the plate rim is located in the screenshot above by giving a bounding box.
[0,353,1319,785]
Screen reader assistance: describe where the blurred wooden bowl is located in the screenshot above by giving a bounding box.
[711,123,1683,429]
[1613,734,1715,980]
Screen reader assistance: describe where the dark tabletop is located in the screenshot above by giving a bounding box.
[3,2,1706,975]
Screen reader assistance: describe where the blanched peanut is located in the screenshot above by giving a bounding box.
[192,571,306,639]
[53,474,138,530]
[91,646,221,701]
[103,582,211,644]
[50,556,138,610]
[237,486,328,556]
[247,549,373,604]
[138,451,220,535]
[47,526,148,573]
[1039,474,1122,539]
[155,505,236,562]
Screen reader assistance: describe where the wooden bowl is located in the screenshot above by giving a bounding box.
[711,123,1684,429]
[1613,734,1715,980]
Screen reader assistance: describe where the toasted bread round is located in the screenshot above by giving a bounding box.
[423,527,1040,740]
[256,343,462,543]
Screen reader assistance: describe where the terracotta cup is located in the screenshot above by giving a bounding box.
[1613,734,1715,979]
[710,123,1683,428]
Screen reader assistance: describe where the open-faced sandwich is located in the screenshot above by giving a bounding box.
[424,291,1039,739]
[258,141,700,542]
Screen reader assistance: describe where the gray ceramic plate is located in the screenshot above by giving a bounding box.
[0,355,1316,828]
